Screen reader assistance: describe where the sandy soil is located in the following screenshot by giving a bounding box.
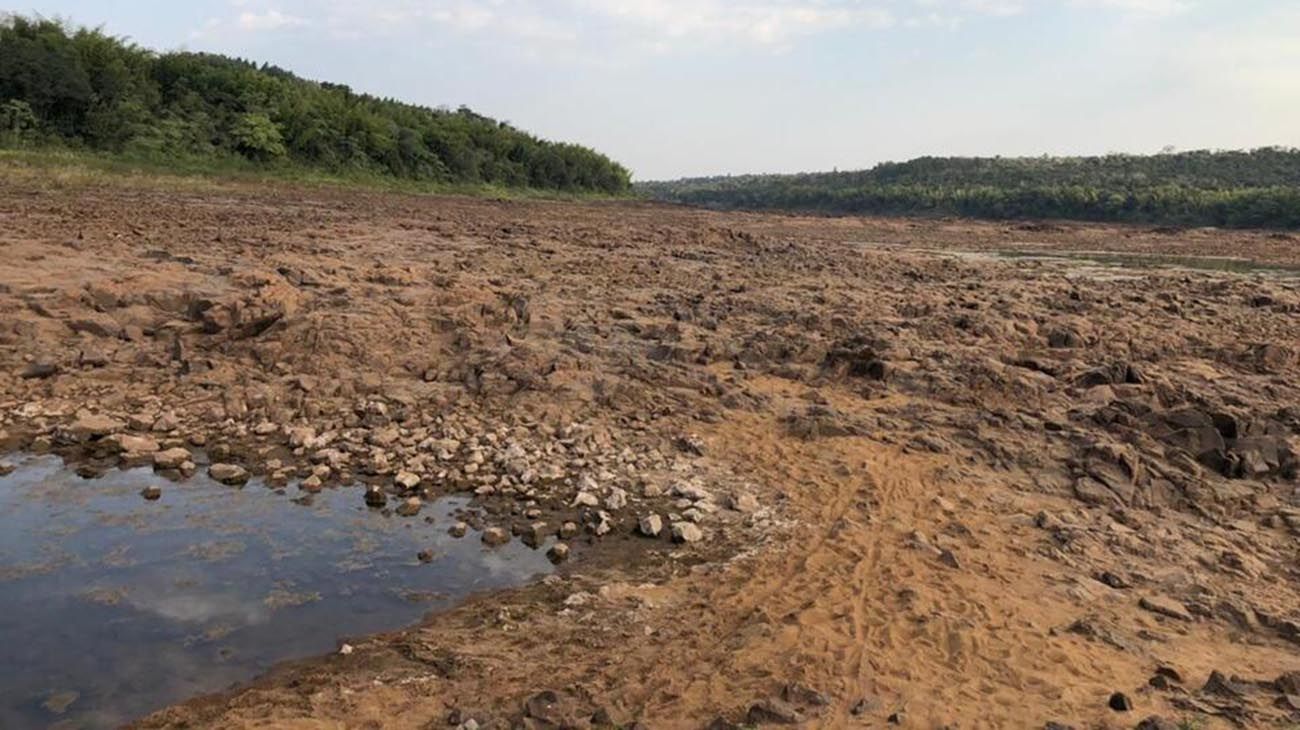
[1,177,1298,729]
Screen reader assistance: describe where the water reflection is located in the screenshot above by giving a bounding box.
[0,455,553,729]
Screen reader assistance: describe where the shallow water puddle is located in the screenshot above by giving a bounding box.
[0,455,554,729]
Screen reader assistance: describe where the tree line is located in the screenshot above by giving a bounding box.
[0,15,631,193]
[638,150,1300,229]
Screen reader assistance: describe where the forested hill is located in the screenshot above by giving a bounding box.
[0,16,630,193]
[638,150,1300,229]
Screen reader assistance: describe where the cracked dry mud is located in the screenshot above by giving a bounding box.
[1,178,1298,729]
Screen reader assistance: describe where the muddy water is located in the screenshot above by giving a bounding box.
[0,455,555,729]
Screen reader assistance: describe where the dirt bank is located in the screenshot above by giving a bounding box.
[1,178,1297,728]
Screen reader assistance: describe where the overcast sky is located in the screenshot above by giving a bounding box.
[16,0,1300,179]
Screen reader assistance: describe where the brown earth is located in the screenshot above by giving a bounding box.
[1,176,1298,729]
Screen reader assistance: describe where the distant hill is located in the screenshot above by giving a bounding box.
[638,149,1300,229]
[0,15,630,193]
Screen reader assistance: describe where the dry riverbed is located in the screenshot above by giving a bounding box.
[1,177,1298,729]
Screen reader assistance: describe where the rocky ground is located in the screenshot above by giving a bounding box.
[1,176,1298,729]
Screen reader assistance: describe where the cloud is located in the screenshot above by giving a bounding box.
[195,0,1197,51]
[237,8,308,31]
[1068,0,1189,17]
[576,0,896,47]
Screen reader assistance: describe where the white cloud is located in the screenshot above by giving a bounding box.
[577,0,895,47]
[237,8,308,31]
[195,0,1199,51]
[1068,0,1189,17]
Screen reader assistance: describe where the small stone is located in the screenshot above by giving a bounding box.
[107,434,160,454]
[21,361,59,379]
[1135,717,1180,730]
[68,413,126,440]
[338,643,354,655]
[364,485,388,508]
[1107,692,1133,712]
[396,497,422,517]
[522,521,548,548]
[394,471,421,490]
[139,485,162,501]
[300,475,323,492]
[729,492,760,513]
[671,521,703,543]
[938,549,961,569]
[482,527,510,546]
[559,521,579,538]
[153,447,192,470]
[547,543,570,563]
[638,513,664,537]
[1139,596,1192,622]
[208,463,249,486]
[572,491,600,508]
[449,521,468,538]
[417,549,434,563]
[747,698,800,725]
[0,462,16,477]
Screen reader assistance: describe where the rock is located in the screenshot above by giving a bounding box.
[106,433,160,454]
[482,527,510,546]
[21,360,59,379]
[300,475,323,492]
[1108,692,1133,712]
[605,487,628,510]
[208,463,250,486]
[547,543,570,563]
[518,522,548,548]
[746,698,800,725]
[394,471,421,490]
[572,491,600,508]
[638,513,664,537]
[0,462,17,477]
[449,521,468,538]
[68,413,126,440]
[1134,717,1180,730]
[139,485,162,501]
[1139,596,1192,622]
[153,447,192,470]
[78,347,109,368]
[417,549,434,563]
[671,521,703,543]
[1275,670,1300,695]
[781,683,829,707]
[364,485,388,508]
[396,497,422,517]
[729,492,760,513]
[559,521,579,539]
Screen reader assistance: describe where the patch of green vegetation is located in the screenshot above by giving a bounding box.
[639,150,1300,229]
[0,14,631,195]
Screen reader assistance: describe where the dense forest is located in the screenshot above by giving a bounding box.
[0,15,631,193]
[638,149,1300,229]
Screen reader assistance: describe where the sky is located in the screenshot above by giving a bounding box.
[12,0,1300,179]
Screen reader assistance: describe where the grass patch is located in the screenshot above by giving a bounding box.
[0,147,632,202]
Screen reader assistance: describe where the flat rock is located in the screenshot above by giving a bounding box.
[1139,596,1192,622]
[208,463,250,485]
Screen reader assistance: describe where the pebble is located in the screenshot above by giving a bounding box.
[449,521,469,538]
[547,543,570,563]
[1107,692,1133,712]
[396,497,422,517]
[671,521,704,543]
[639,513,664,537]
[364,485,388,508]
[482,527,510,546]
[208,463,250,486]
[153,447,192,470]
[139,485,162,501]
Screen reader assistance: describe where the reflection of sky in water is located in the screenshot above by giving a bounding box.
[0,455,553,730]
